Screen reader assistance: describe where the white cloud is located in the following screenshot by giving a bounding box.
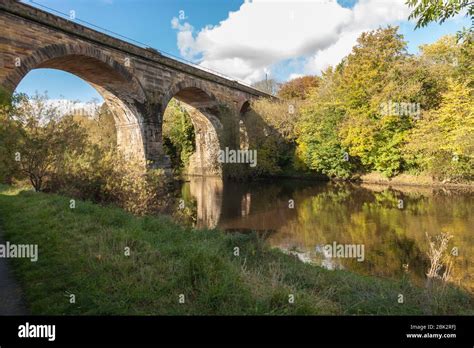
[304,0,413,74]
[304,29,363,74]
[46,99,103,117]
[288,73,304,81]
[171,0,412,83]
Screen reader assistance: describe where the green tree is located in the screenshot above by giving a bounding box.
[407,0,474,41]
[297,101,353,178]
[336,27,412,176]
[0,92,22,184]
[162,99,195,170]
[407,0,473,28]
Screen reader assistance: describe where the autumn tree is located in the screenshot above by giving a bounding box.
[335,27,413,176]
[10,93,86,191]
[295,27,470,178]
[72,103,117,150]
[404,79,474,180]
[278,75,320,100]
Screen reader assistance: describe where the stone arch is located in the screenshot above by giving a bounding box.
[237,100,251,115]
[161,79,223,176]
[160,79,220,114]
[238,100,251,150]
[3,43,151,164]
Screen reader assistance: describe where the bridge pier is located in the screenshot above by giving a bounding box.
[183,106,223,176]
[114,101,171,170]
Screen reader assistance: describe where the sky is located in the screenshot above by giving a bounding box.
[16,0,471,102]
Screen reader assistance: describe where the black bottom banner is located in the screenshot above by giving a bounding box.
[0,315,472,346]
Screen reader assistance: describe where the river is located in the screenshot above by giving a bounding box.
[174,177,473,292]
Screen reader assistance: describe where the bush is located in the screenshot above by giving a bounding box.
[49,147,171,216]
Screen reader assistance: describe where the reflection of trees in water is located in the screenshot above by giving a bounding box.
[267,184,473,291]
[171,181,198,228]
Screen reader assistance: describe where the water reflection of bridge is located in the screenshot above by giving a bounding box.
[187,176,298,231]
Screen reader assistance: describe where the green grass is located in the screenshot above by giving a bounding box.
[0,185,471,315]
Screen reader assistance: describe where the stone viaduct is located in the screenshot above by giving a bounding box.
[0,0,272,175]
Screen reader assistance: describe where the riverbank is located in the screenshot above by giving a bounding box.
[266,171,474,189]
[358,172,474,189]
[0,185,471,315]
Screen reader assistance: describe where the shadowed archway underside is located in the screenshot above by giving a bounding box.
[166,86,224,176]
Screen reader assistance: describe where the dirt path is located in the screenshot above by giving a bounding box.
[0,226,28,315]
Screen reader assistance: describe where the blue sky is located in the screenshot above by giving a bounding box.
[16,0,470,102]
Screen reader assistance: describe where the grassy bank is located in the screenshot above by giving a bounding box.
[359,172,474,188]
[0,185,471,315]
[266,170,474,189]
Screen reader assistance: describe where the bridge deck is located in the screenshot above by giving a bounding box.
[0,0,274,99]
